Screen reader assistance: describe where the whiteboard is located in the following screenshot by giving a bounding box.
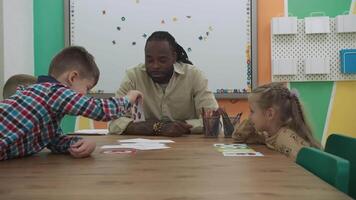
[68,0,254,93]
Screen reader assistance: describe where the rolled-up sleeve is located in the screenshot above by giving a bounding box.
[192,69,218,112]
[109,72,135,134]
[109,117,134,134]
[187,69,218,134]
[185,118,203,134]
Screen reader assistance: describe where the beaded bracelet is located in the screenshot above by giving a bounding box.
[152,121,163,135]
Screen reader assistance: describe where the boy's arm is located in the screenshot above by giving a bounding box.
[47,85,131,121]
[47,128,82,153]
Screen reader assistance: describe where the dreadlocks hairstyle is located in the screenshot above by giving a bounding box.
[146,31,193,65]
[249,83,321,149]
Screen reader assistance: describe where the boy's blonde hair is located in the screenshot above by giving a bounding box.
[249,82,321,148]
[3,74,37,99]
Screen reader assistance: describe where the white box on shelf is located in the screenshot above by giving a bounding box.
[305,58,330,74]
[336,15,356,33]
[272,59,298,75]
[305,16,330,34]
[271,17,298,35]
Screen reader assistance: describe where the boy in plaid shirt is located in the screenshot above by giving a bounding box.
[0,46,142,160]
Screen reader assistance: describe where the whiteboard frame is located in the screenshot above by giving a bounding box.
[64,0,258,99]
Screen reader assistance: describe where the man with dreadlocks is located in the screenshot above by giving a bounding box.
[109,31,218,136]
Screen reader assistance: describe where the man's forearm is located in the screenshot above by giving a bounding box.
[123,120,157,135]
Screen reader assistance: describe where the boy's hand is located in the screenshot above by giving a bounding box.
[126,90,143,105]
[69,139,96,158]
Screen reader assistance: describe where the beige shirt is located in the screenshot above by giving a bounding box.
[233,119,310,160]
[109,62,218,134]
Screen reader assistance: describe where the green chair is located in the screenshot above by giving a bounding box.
[296,147,350,194]
[325,134,356,199]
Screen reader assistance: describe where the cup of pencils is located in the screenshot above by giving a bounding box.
[202,108,221,138]
[221,111,243,138]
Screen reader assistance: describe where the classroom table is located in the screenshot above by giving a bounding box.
[0,135,351,200]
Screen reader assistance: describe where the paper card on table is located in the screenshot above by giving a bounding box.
[101,148,137,155]
[101,145,126,149]
[72,129,109,135]
[132,98,145,122]
[101,143,170,150]
[223,152,264,157]
[214,143,264,157]
[118,138,175,144]
[214,143,256,153]
[214,144,248,148]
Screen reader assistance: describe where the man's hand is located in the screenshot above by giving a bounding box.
[160,121,192,137]
[69,139,96,158]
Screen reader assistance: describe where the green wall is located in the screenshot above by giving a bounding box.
[289,0,352,18]
[34,0,75,133]
[290,82,333,141]
[288,0,352,141]
[34,0,65,76]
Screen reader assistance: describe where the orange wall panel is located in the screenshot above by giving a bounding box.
[257,0,284,85]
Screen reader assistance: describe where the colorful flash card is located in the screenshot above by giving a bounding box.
[132,98,145,122]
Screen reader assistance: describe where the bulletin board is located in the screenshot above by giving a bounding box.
[66,0,257,94]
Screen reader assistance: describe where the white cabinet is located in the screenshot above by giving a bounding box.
[271,17,298,35]
[305,58,330,74]
[305,16,330,34]
[336,15,356,33]
[272,59,298,75]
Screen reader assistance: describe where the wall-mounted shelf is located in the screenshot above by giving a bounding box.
[271,17,298,35]
[336,14,356,33]
[305,58,330,74]
[272,58,298,75]
[305,16,330,34]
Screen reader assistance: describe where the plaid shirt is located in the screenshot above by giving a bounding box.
[0,76,131,160]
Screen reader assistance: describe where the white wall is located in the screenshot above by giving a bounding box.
[0,0,34,100]
[71,0,252,93]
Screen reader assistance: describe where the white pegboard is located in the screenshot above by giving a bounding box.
[272,18,356,82]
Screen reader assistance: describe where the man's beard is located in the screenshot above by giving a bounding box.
[147,67,174,84]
